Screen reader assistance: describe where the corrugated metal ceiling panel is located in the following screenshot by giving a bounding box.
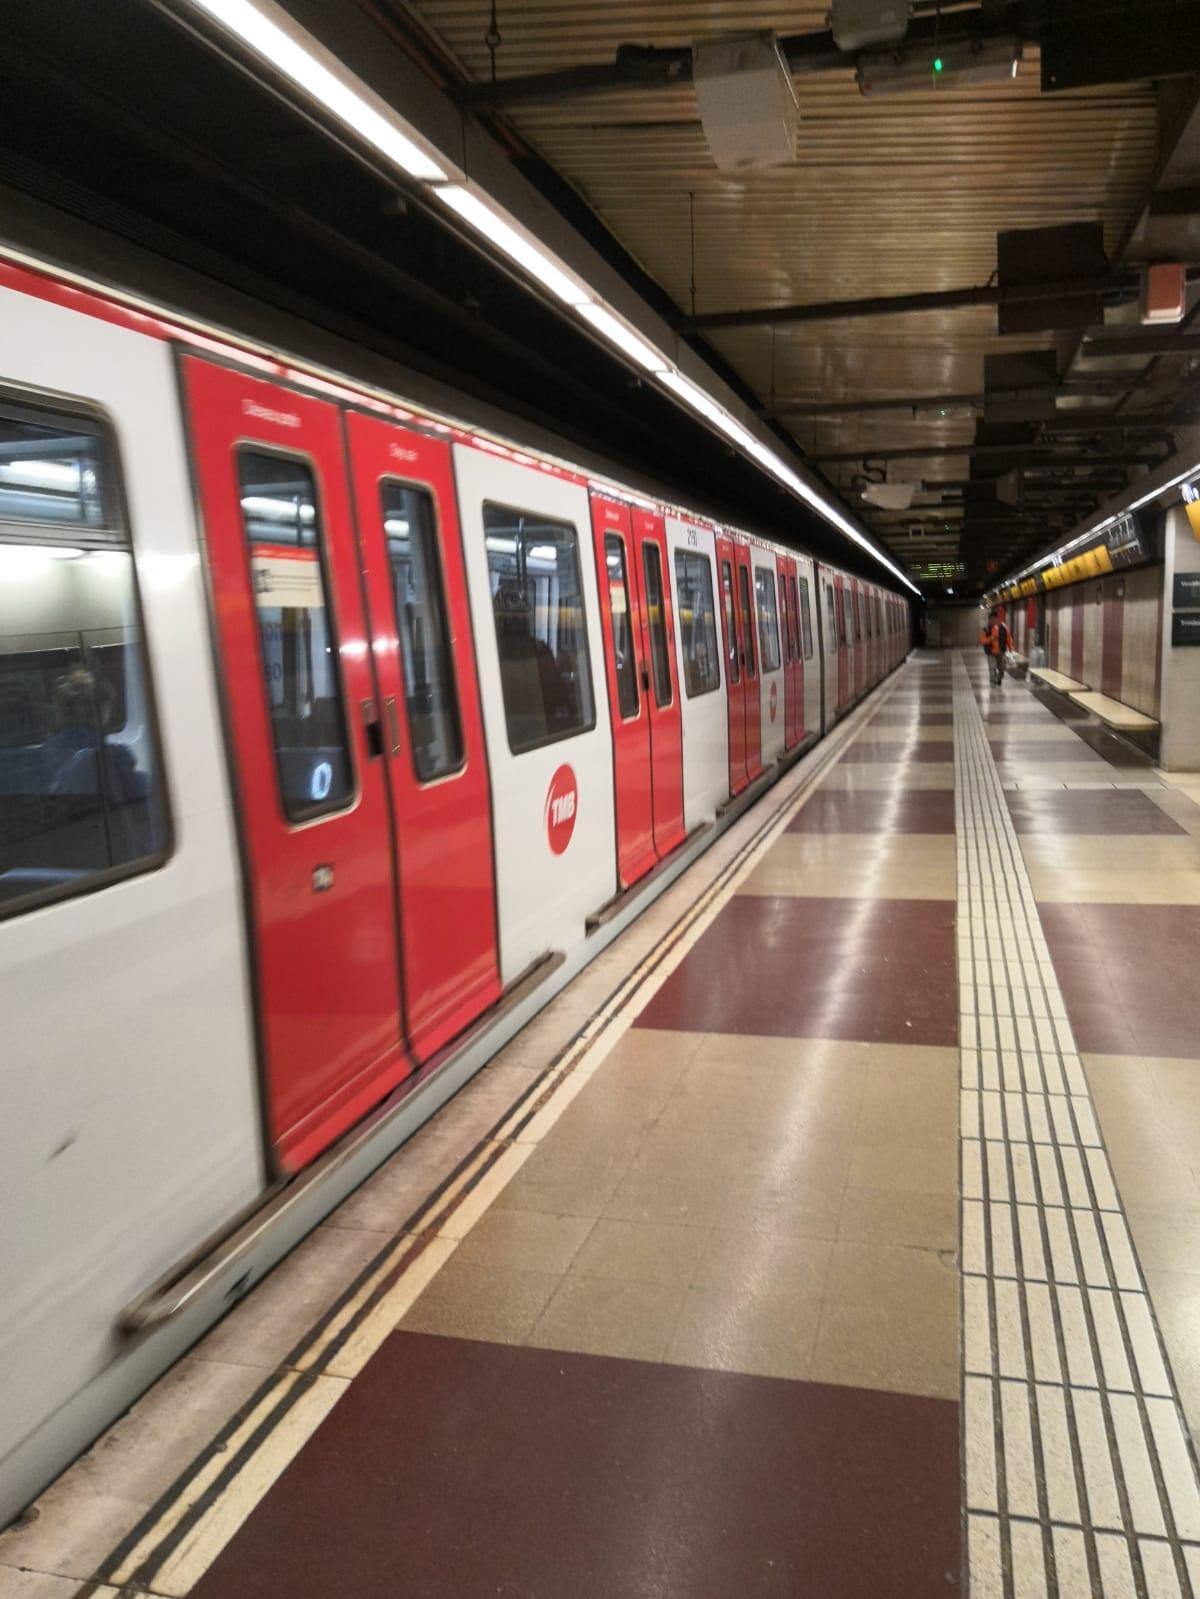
[402,0,1160,578]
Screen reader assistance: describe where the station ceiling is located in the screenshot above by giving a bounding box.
[386,0,1200,594]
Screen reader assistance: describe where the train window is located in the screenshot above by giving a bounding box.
[673,549,721,698]
[787,577,801,664]
[642,542,673,708]
[720,560,740,684]
[780,574,795,664]
[738,564,757,678]
[798,576,814,659]
[380,480,464,782]
[755,567,782,673]
[484,503,595,754]
[603,533,639,721]
[0,399,168,917]
[825,585,838,650]
[842,589,853,644]
[238,450,354,823]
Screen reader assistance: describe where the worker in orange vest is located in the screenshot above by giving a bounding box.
[980,608,1012,688]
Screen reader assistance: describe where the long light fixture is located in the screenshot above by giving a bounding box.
[180,0,920,596]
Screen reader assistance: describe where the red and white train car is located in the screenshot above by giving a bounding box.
[0,249,908,1519]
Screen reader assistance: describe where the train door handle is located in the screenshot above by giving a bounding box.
[384,695,402,757]
[641,667,651,693]
[360,698,384,760]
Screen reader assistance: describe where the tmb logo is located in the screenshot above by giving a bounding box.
[545,764,578,856]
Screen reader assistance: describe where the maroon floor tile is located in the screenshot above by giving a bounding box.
[838,741,955,764]
[188,1333,962,1599]
[1006,791,1187,836]
[1041,903,1200,1059]
[789,790,957,834]
[869,711,955,726]
[636,895,957,1046]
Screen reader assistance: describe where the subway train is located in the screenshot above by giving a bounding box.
[0,246,909,1519]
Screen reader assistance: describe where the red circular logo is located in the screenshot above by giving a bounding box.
[769,681,779,722]
[545,764,578,856]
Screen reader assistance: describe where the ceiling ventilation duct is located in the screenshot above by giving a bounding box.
[830,0,910,52]
[861,481,917,510]
[693,33,799,171]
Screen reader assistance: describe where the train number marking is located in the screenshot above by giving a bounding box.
[545,764,579,856]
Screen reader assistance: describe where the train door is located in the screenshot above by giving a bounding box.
[182,358,409,1170]
[715,534,748,797]
[735,541,763,778]
[834,575,850,708]
[852,582,866,698]
[753,548,785,765]
[453,445,616,984]
[591,493,655,887]
[785,568,805,746]
[776,555,796,750]
[818,568,838,729]
[346,412,501,1062]
[797,559,820,738]
[635,508,687,858]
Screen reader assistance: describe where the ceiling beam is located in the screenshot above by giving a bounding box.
[1081,329,1200,357]
[455,8,1033,109]
[677,274,1137,332]
[815,443,1161,463]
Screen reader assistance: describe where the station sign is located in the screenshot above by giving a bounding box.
[1171,612,1200,647]
[1173,572,1200,610]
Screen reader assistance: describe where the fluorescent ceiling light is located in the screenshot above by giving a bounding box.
[575,304,669,373]
[186,0,449,182]
[436,185,590,308]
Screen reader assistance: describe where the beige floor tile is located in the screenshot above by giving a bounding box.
[692,1227,833,1298]
[569,1218,710,1285]
[451,1207,594,1275]
[821,765,956,791]
[399,1258,561,1344]
[991,723,1093,742]
[526,1274,689,1362]
[590,1026,709,1092]
[825,1241,958,1317]
[1021,836,1200,872]
[1126,1210,1200,1276]
[687,1033,871,1077]
[838,1188,958,1250]
[663,1283,822,1380]
[494,1125,643,1218]
[847,1136,958,1197]
[739,859,955,900]
[809,1301,959,1399]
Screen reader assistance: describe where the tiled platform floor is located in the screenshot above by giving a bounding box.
[5,651,1200,1599]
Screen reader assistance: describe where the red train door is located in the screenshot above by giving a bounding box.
[834,575,849,707]
[716,535,748,796]
[634,509,687,858]
[347,411,501,1061]
[592,493,656,887]
[183,358,409,1171]
[777,555,798,750]
[736,542,763,778]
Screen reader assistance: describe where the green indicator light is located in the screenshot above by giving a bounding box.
[933,56,943,72]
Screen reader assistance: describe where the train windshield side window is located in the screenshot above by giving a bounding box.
[798,576,814,659]
[238,450,354,823]
[0,398,168,917]
[603,532,639,721]
[755,567,782,673]
[673,548,721,697]
[641,542,673,708]
[484,503,595,754]
[380,480,463,782]
[720,560,739,684]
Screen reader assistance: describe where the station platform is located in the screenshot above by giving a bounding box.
[5,651,1200,1599]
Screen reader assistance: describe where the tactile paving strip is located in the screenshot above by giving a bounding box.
[954,655,1200,1599]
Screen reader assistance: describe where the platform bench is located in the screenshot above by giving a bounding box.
[1068,690,1160,732]
[1030,666,1088,694]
